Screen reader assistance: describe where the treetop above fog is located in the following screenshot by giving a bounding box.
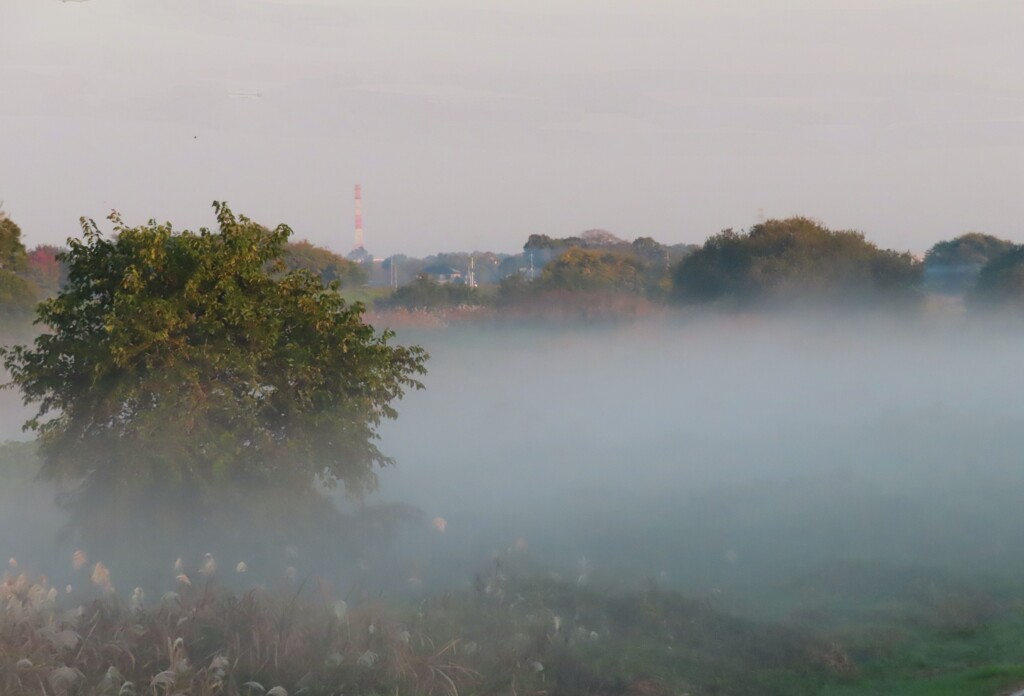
[922,233,1017,295]
[671,217,921,308]
[924,233,1016,269]
[1,203,427,501]
[969,244,1024,306]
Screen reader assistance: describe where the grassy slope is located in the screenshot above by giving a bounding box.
[821,613,1024,696]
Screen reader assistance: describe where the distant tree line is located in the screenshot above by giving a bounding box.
[6,206,1024,320]
[375,273,479,311]
[374,218,1024,314]
[374,230,697,311]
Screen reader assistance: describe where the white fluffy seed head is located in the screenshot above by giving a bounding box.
[199,554,216,576]
[91,562,113,591]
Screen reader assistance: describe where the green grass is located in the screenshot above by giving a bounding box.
[817,609,1024,696]
[823,664,1024,696]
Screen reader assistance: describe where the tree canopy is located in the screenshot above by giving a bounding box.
[26,244,66,296]
[671,217,921,308]
[282,239,368,288]
[0,214,29,273]
[923,233,1016,295]
[0,213,39,322]
[968,244,1024,307]
[538,247,649,294]
[925,233,1015,268]
[1,204,427,517]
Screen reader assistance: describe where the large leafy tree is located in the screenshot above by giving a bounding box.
[1,204,427,535]
[672,217,921,308]
[925,232,1015,268]
[923,232,1016,295]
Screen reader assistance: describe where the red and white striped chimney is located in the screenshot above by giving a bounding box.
[354,184,364,249]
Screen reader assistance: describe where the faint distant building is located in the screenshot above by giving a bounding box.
[421,264,464,285]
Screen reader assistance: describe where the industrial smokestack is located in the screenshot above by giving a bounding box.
[354,184,364,250]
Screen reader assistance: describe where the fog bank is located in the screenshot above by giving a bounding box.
[365,315,1024,603]
[4,314,1024,612]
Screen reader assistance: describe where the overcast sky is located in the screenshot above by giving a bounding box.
[2,0,1023,257]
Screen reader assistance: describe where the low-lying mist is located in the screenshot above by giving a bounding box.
[4,313,1024,619]
[360,314,1024,609]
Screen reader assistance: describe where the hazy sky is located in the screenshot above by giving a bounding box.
[2,0,1023,257]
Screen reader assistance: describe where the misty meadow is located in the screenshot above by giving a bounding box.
[5,1,1024,693]
[3,202,1024,696]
